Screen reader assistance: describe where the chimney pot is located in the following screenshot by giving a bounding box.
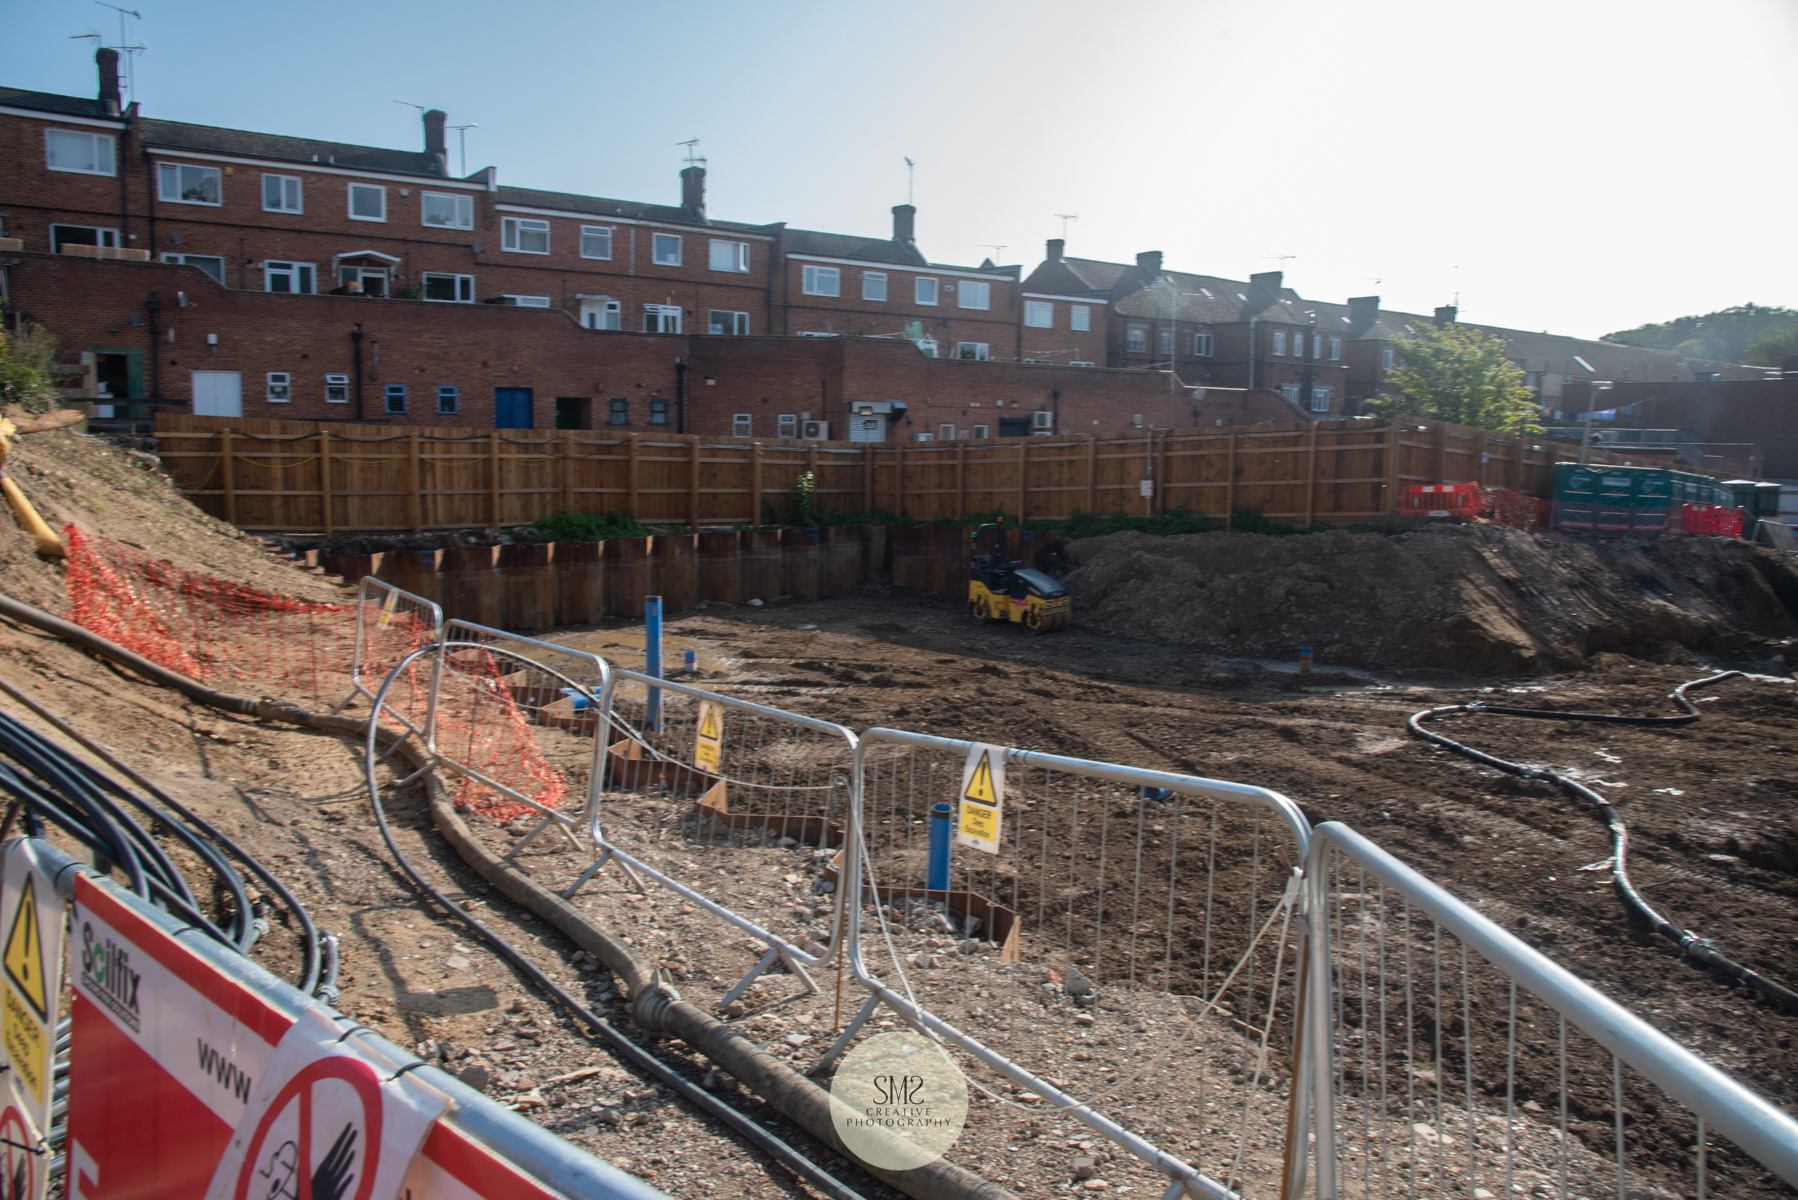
[1248,271,1283,292]
[892,204,916,244]
[96,48,121,116]
[1136,250,1163,274]
[1046,238,1064,262]
[1434,305,1458,328]
[422,109,448,175]
[681,165,706,219]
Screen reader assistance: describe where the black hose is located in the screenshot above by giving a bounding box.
[360,648,872,1200]
[1409,670,1798,1009]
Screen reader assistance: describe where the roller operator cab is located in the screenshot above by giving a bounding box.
[966,524,1072,634]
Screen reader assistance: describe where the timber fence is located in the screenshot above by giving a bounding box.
[154,413,1677,535]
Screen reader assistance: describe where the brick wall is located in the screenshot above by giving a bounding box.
[1603,380,1798,477]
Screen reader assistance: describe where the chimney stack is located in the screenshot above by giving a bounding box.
[1046,238,1064,262]
[1136,250,1163,274]
[1434,305,1458,328]
[681,165,706,219]
[1348,295,1380,336]
[892,204,916,244]
[422,109,448,175]
[96,48,121,117]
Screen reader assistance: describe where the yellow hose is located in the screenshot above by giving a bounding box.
[1,477,64,557]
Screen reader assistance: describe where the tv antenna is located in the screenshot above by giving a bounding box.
[678,138,706,168]
[74,3,145,102]
[904,157,916,205]
[1054,213,1078,239]
[979,244,1006,264]
[1263,253,1297,264]
[449,123,477,176]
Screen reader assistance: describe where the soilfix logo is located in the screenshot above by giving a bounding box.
[80,921,141,1033]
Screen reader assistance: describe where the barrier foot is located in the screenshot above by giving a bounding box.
[502,813,559,862]
[377,730,417,767]
[720,945,781,1011]
[778,947,821,996]
[560,847,615,899]
[808,992,881,1076]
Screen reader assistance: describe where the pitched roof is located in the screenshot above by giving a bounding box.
[138,116,442,177]
[495,185,777,234]
[783,227,929,266]
[0,86,114,120]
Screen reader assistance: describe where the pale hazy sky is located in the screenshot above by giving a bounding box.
[6,0,1796,341]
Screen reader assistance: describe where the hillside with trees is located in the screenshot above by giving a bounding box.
[1602,303,1798,366]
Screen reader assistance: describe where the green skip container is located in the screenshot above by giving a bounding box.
[1552,462,1731,537]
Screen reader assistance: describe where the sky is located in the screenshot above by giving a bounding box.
[6,0,1797,341]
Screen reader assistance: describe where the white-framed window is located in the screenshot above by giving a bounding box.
[1158,329,1174,356]
[959,280,991,310]
[385,383,407,414]
[652,233,681,265]
[1382,348,1394,371]
[1024,300,1053,328]
[955,342,990,361]
[644,303,681,333]
[1329,336,1341,361]
[582,298,621,329]
[502,217,549,254]
[1310,386,1331,412]
[51,224,119,252]
[649,397,669,426]
[347,182,386,221]
[262,174,302,213]
[915,432,935,442]
[802,265,840,296]
[421,192,473,229]
[580,226,613,260]
[709,310,749,335]
[971,425,990,438]
[1193,332,1214,356]
[161,252,225,282]
[777,414,798,438]
[266,372,291,403]
[263,261,315,294]
[915,277,938,305]
[325,374,350,404]
[158,162,222,205]
[45,129,114,175]
[1071,305,1091,332]
[1278,384,1300,402]
[337,264,388,295]
[608,398,630,426]
[422,272,475,302]
[709,240,749,272]
[1313,335,1324,359]
[437,385,459,414]
[731,414,753,438]
[862,271,887,301]
[502,294,551,307]
[1272,330,1287,356]
[938,424,956,441]
[1125,326,1148,353]
[1069,360,1095,367]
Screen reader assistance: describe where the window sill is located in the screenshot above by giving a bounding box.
[51,166,116,177]
[160,198,222,207]
[348,215,388,223]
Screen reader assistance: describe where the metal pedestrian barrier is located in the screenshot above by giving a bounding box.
[1303,821,1798,1200]
[336,576,443,731]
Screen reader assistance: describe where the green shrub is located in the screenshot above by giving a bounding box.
[530,509,654,541]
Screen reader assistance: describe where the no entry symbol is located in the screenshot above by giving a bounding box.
[230,1057,383,1200]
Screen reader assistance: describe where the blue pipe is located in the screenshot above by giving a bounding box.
[928,803,952,892]
[645,594,663,732]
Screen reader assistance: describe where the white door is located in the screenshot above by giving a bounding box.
[191,371,242,417]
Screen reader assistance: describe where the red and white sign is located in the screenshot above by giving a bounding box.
[65,873,607,1200]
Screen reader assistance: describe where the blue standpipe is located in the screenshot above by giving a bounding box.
[928,803,953,892]
[645,594,663,732]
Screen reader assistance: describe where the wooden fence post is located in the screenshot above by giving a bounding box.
[1016,442,1027,522]
[319,428,333,536]
[1157,431,1169,516]
[862,444,872,514]
[562,432,574,514]
[627,434,640,518]
[750,441,763,523]
[689,437,701,527]
[956,444,967,518]
[409,431,422,533]
[489,431,501,527]
[898,445,907,516]
[1086,437,1098,514]
[1305,423,1320,527]
[1435,421,1449,483]
[220,430,236,526]
[1225,432,1237,528]
[1386,420,1404,512]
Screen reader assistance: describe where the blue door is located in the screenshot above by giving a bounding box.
[495,387,534,429]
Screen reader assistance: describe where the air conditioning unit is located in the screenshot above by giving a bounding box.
[800,420,829,441]
[1031,410,1055,431]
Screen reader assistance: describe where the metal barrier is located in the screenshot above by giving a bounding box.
[419,620,611,853]
[336,576,444,729]
[839,728,1315,1200]
[1303,821,1798,1200]
[568,667,859,1016]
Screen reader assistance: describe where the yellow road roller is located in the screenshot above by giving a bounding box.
[966,523,1071,634]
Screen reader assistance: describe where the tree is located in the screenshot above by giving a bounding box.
[1363,323,1540,433]
[0,321,60,413]
[1602,303,1798,364]
[1744,324,1798,367]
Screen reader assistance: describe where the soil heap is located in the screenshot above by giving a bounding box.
[1061,523,1798,674]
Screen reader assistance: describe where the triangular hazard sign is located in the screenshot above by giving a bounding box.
[963,751,999,806]
[699,707,722,741]
[4,877,46,1021]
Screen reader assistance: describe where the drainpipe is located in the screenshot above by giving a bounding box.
[1248,317,1257,390]
[674,356,688,434]
[351,324,365,420]
[145,293,162,400]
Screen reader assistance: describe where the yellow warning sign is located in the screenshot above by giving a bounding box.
[2,879,45,1021]
[377,589,398,628]
[694,701,724,774]
[956,744,1005,855]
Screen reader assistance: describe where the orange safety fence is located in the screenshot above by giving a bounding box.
[62,526,564,824]
[1480,487,1552,532]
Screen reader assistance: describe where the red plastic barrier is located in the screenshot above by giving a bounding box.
[1400,482,1482,519]
[1678,504,1744,537]
[1715,507,1744,537]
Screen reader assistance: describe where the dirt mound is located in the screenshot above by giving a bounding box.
[0,428,345,611]
[1061,524,1798,674]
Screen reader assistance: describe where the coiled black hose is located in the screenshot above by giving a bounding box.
[1409,670,1798,1009]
